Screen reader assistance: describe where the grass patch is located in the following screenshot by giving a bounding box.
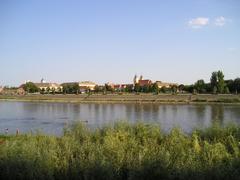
[1,122,240,180]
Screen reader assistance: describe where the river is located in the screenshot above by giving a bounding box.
[0,101,240,135]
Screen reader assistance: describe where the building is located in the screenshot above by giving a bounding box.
[138,79,152,87]
[61,81,97,93]
[34,79,62,92]
[113,84,132,91]
[133,75,152,87]
[155,81,178,88]
[79,81,96,91]
[0,86,3,94]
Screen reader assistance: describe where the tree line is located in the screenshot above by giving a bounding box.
[183,71,240,94]
[21,70,240,94]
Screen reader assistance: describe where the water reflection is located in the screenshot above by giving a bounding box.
[0,101,240,135]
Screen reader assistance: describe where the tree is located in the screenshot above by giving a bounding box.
[217,71,225,93]
[22,82,39,93]
[105,84,114,93]
[233,78,240,94]
[161,86,167,93]
[151,83,159,94]
[46,87,50,94]
[210,70,226,94]
[183,85,194,93]
[210,72,218,93]
[178,84,184,93]
[224,86,230,94]
[124,85,133,93]
[194,79,206,93]
[134,83,141,93]
[142,85,150,93]
[94,85,101,93]
[171,85,177,94]
[225,80,234,93]
[52,88,55,95]
[73,83,80,94]
[40,88,45,94]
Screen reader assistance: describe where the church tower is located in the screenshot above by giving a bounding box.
[133,74,139,85]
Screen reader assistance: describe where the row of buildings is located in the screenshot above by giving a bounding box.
[33,75,177,92]
[0,75,177,95]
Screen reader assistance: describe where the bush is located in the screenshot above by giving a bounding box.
[1,122,240,180]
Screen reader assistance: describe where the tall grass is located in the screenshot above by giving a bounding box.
[0,122,240,180]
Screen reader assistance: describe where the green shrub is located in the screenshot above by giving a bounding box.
[0,122,240,180]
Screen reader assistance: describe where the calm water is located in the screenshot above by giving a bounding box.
[0,101,240,135]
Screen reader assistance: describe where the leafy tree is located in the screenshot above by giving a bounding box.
[57,87,62,94]
[171,85,178,94]
[73,83,80,94]
[52,88,55,95]
[105,84,114,92]
[134,83,141,93]
[233,78,240,94]
[224,86,230,94]
[22,82,39,93]
[125,85,133,93]
[194,79,206,93]
[210,70,226,94]
[213,86,218,94]
[142,85,151,93]
[210,72,218,92]
[40,88,45,94]
[94,85,101,93]
[225,80,234,93]
[217,71,225,93]
[183,85,194,93]
[151,83,159,94]
[160,86,167,93]
[46,87,50,94]
[178,84,184,93]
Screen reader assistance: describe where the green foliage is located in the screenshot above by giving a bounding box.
[22,82,39,93]
[217,71,225,94]
[62,83,79,94]
[233,78,240,94]
[1,123,240,180]
[134,83,140,93]
[210,70,226,94]
[194,79,206,93]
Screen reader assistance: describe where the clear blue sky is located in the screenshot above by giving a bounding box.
[0,0,240,86]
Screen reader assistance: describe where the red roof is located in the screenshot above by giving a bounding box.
[139,80,152,86]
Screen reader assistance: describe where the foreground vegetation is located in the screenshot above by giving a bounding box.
[1,122,240,180]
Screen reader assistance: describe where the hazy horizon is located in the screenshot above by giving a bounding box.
[1,0,239,86]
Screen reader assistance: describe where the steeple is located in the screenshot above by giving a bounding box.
[133,74,139,85]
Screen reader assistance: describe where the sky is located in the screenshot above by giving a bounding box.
[0,0,240,86]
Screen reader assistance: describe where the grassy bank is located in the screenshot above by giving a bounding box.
[1,94,240,104]
[1,122,240,180]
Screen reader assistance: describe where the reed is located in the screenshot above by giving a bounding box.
[0,122,240,180]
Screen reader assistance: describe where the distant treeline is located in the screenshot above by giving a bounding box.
[19,70,240,94]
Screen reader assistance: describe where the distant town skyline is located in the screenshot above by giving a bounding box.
[1,0,240,86]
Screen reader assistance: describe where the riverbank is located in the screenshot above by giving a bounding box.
[0,93,240,104]
[0,122,240,180]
